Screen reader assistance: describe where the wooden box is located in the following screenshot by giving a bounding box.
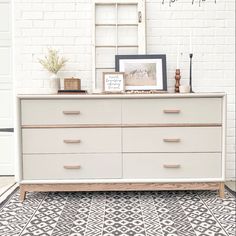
[64,78,81,90]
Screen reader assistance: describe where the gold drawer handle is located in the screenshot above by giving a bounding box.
[64,165,81,169]
[163,109,180,114]
[63,139,81,144]
[163,164,181,169]
[63,111,80,115]
[163,138,181,143]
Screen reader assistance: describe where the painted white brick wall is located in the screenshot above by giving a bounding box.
[14,0,235,179]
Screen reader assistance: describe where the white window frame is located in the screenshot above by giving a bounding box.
[92,0,146,90]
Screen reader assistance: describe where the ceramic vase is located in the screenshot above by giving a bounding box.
[49,73,60,94]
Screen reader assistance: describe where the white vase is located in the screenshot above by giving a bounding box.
[49,73,60,94]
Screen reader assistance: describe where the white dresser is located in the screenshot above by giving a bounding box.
[17,93,226,201]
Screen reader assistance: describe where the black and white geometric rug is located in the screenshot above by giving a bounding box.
[0,190,235,236]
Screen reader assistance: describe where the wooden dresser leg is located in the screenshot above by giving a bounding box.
[219,183,225,198]
[19,186,26,202]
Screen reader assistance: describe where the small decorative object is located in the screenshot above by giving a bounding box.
[175,69,181,93]
[179,85,190,93]
[103,72,125,93]
[64,77,81,90]
[115,54,167,91]
[38,48,67,94]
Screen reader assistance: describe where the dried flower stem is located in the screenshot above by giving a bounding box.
[38,48,67,74]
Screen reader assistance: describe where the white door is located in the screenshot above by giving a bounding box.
[0,0,14,175]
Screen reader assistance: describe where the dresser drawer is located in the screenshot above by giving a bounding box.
[123,127,222,152]
[123,153,222,179]
[22,128,121,153]
[23,154,122,180]
[122,98,222,124]
[21,99,121,125]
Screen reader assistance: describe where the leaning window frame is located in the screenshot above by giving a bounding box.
[92,0,146,90]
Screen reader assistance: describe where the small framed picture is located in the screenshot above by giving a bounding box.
[103,72,125,93]
[115,54,167,91]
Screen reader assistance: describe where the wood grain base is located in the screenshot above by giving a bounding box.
[19,182,225,201]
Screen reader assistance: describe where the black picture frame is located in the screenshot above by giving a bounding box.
[115,54,167,91]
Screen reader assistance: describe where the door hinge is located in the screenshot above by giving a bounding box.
[138,11,142,23]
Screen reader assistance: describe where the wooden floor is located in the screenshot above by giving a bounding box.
[0,176,17,204]
[226,181,236,192]
[0,176,15,194]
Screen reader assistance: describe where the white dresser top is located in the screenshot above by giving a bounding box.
[17,92,226,99]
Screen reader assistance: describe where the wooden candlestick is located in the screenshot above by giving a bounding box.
[175,69,181,93]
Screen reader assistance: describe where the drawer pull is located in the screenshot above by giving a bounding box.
[64,165,81,169]
[163,109,180,114]
[63,111,80,115]
[163,138,181,143]
[63,139,81,144]
[163,164,181,169]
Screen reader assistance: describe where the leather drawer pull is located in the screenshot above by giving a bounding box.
[63,111,80,115]
[64,165,81,169]
[163,109,180,114]
[163,138,181,143]
[63,139,81,144]
[163,164,181,169]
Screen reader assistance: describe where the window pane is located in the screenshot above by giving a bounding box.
[118,26,138,46]
[96,4,116,24]
[96,47,116,68]
[96,26,116,46]
[117,4,138,24]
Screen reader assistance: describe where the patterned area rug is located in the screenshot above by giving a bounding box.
[0,190,235,236]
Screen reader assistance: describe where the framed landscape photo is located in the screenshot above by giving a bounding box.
[115,54,167,91]
[103,72,125,93]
